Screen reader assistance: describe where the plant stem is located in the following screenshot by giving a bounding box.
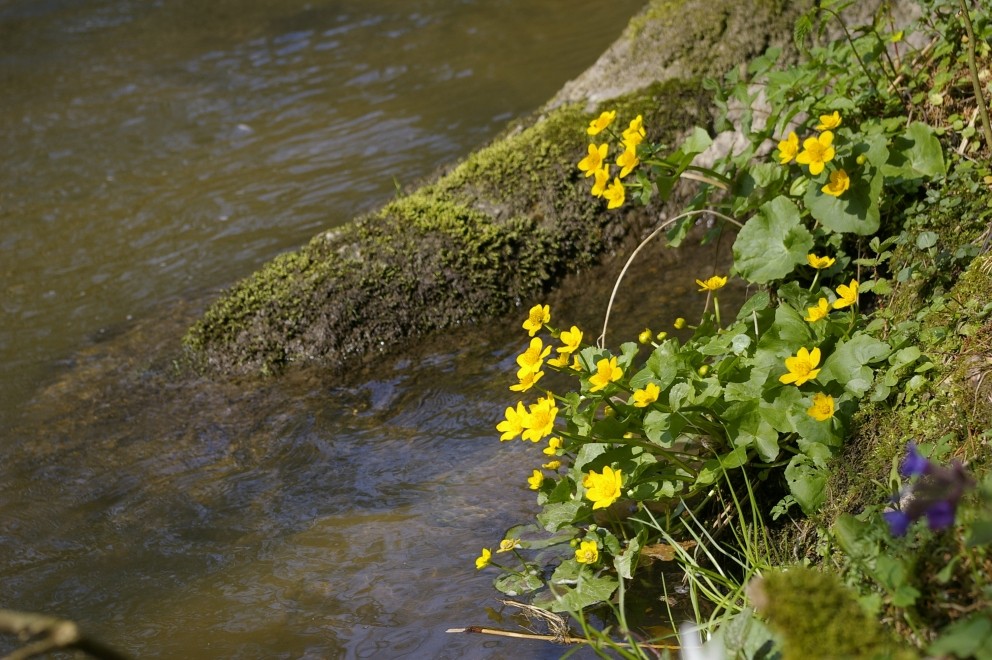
[958,0,992,152]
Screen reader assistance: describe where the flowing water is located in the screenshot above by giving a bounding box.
[0,0,735,656]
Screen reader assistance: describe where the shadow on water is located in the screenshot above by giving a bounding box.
[1,226,743,657]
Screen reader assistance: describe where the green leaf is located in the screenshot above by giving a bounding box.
[614,536,642,580]
[819,333,891,396]
[537,500,586,532]
[736,291,771,319]
[929,614,992,657]
[883,121,946,179]
[733,196,814,283]
[805,163,883,235]
[785,453,827,513]
[681,126,714,155]
[494,570,544,596]
[544,572,619,613]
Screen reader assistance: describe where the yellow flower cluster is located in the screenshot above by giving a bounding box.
[777,111,849,198]
[577,110,645,209]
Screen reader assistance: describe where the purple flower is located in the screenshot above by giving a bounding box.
[885,444,975,537]
[924,500,955,531]
[883,510,911,537]
[900,442,931,477]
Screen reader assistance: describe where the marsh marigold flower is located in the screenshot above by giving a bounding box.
[622,115,645,147]
[804,297,830,323]
[777,131,799,164]
[617,147,639,178]
[796,131,836,175]
[833,279,859,309]
[542,460,561,470]
[603,177,625,209]
[558,326,583,355]
[497,401,527,441]
[807,392,835,421]
[516,337,551,374]
[587,110,616,136]
[779,347,822,386]
[497,539,521,553]
[522,396,558,442]
[807,253,836,270]
[632,382,661,408]
[590,167,610,197]
[578,143,608,177]
[584,466,623,509]
[543,437,563,456]
[822,169,850,197]
[674,317,686,329]
[589,356,623,392]
[510,368,543,392]
[475,548,492,570]
[527,469,544,490]
[816,111,842,131]
[696,274,728,292]
[575,540,599,564]
[522,304,550,336]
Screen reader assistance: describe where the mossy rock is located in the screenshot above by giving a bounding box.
[751,567,917,660]
[183,0,818,375]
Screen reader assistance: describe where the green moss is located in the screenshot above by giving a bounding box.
[754,567,916,660]
[183,79,709,374]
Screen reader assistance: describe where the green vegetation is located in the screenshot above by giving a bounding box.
[477,0,992,656]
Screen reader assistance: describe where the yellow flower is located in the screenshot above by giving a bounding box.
[587,110,616,136]
[779,347,822,386]
[527,469,544,490]
[558,326,583,355]
[795,131,836,175]
[632,382,661,408]
[547,354,570,368]
[674,317,686,329]
[822,169,850,197]
[807,392,835,421]
[638,328,653,344]
[543,437,563,456]
[655,331,668,341]
[516,337,551,374]
[584,466,623,509]
[522,304,550,336]
[622,115,645,148]
[522,396,558,442]
[497,401,527,441]
[777,131,799,164]
[475,548,492,570]
[571,354,583,370]
[497,538,521,553]
[590,166,610,197]
[578,143,609,177]
[589,356,623,392]
[575,540,599,564]
[617,146,639,178]
[804,297,830,323]
[510,368,544,392]
[695,275,728,292]
[833,279,859,309]
[816,111,842,131]
[542,460,561,470]
[807,253,836,269]
[603,177,625,209]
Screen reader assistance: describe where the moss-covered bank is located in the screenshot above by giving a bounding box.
[183,0,814,375]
